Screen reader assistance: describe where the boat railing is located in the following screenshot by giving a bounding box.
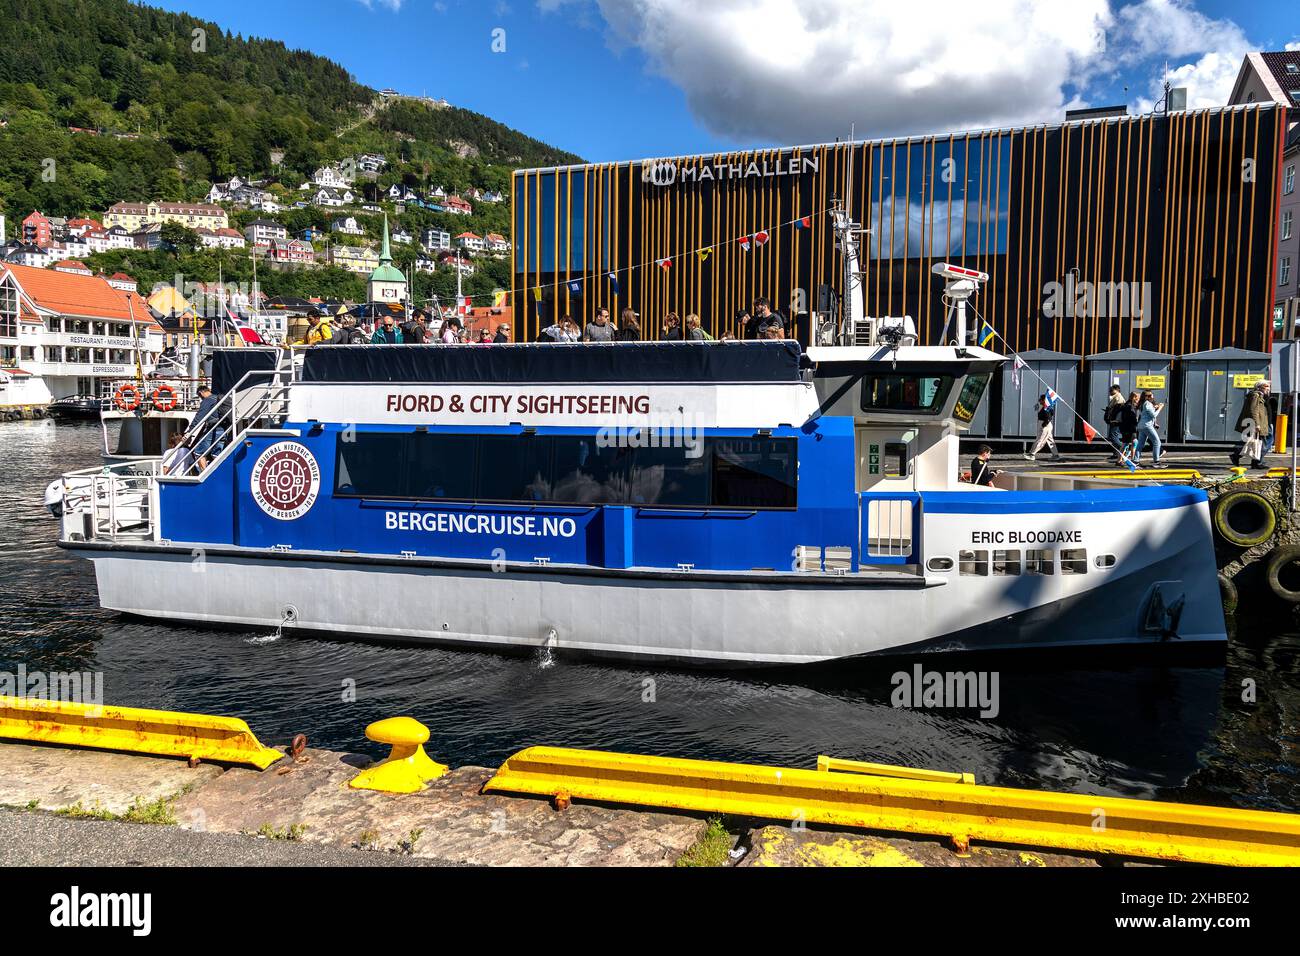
[99,375,208,414]
[859,492,921,566]
[990,471,1151,492]
[58,459,162,544]
[165,359,295,481]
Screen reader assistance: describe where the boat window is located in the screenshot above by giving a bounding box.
[1060,548,1088,575]
[1095,553,1116,569]
[333,432,796,509]
[860,375,954,414]
[712,438,797,508]
[959,549,988,576]
[992,549,1021,575]
[926,556,954,572]
[882,442,911,478]
[1025,549,1054,574]
[952,374,991,424]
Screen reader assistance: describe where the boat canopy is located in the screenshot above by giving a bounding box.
[299,341,806,385]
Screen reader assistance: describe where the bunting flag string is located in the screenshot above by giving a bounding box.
[512,208,828,307]
[968,302,1138,471]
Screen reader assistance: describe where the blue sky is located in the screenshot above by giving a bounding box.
[154,0,1299,163]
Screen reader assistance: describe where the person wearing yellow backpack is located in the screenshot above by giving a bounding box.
[301,309,333,345]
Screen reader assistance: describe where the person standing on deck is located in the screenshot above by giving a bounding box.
[584,307,614,342]
[371,314,404,344]
[1134,390,1166,467]
[662,312,683,341]
[613,310,640,341]
[1025,394,1061,462]
[1231,380,1272,468]
[1103,385,1125,462]
[493,323,511,344]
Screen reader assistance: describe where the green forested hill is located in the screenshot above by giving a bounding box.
[0,0,581,302]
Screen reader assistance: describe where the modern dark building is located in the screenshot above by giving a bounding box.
[514,104,1285,354]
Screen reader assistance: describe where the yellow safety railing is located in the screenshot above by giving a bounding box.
[0,696,283,769]
[484,747,1300,866]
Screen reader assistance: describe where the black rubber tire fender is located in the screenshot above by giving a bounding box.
[1212,491,1277,548]
[1265,545,1300,604]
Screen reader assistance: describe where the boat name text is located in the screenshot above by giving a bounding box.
[386,511,578,538]
[970,530,1083,544]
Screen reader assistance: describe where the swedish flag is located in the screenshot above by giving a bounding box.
[978,322,996,348]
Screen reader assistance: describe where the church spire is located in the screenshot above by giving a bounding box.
[379,213,393,264]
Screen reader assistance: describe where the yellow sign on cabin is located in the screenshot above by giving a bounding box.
[1135,375,1166,389]
[1233,373,1266,389]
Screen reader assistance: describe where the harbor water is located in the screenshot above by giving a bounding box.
[2,418,1296,812]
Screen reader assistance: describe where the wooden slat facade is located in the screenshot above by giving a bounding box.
[513,104,1285,355]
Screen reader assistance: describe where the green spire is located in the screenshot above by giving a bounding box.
[368,212,406,286]
[379,213,392,264]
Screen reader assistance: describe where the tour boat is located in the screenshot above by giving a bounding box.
[50,211,1227,666]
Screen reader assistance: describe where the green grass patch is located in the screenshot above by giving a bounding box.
[675,818,734,868]
[55,796,177,825]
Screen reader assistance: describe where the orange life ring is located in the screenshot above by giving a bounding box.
[151,384,178,411]
[113,384,141,412]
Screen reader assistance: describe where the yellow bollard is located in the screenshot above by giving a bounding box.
[348,717,448,794]
[1275,413,1289,454]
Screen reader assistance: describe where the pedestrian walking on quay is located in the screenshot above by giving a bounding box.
[1230,380,1272,469]
[1133,390,1165,467]
[1025,394,1061,461]
[1102,384,1125,462]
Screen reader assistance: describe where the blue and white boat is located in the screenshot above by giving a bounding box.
[52,213,1226,666]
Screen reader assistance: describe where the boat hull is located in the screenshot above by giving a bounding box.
[64,534,1227,667]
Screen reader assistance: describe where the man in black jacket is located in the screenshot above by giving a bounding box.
[970,445,998,486]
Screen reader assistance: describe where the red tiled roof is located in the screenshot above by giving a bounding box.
[1,261,144,322]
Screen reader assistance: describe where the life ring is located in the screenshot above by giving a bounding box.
[113,383,141,412]
[1212,490,1276,548]
[1217,572,1238,614]
[1265,546,1300,604]
[151,384,178,411]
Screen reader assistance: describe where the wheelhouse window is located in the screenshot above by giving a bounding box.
[861,374,954,414]
[334,432,796,510]
[959,549,988,576]
[952,374,990,424]
[1060,548,1088,575]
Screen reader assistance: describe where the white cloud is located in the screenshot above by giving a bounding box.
[559,0,1263,145]
[355,0,404,11]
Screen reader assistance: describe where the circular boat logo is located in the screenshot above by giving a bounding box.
[250,442,320,521]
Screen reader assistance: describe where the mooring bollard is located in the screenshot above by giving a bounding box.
[348,716,448,794]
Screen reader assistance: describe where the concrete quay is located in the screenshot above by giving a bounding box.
[0,740,1108,868]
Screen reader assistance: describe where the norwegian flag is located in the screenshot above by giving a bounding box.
[226,309,263,345]
[753,230,770,246]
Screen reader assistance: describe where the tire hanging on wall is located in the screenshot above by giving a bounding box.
[1212,491,1276,548]
[1265,546,1300,604]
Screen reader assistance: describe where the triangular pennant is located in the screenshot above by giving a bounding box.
[1082,420,1098,443]
[697,249,711,262]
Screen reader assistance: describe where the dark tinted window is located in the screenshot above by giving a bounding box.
[477,435,554,502]
[335,432,795,509]
[713,438,797,508]
[628,442,712,506]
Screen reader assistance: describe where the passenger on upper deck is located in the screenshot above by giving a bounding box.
[662,312,683,341]
[584,307,614,342]
[371,314,404,345]
[493,323,511,343]
[539,316,579,343]
[613,310,640,341]
[402,308,430,345]
[746,297,786,338]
